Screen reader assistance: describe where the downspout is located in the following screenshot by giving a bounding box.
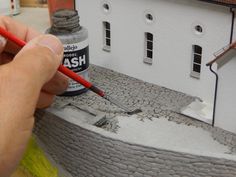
[207,8,235,127]
[208,65,218,127]
[230,8,235,43]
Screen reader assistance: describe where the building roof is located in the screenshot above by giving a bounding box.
[206,41,236,66]
[198,0,236,7]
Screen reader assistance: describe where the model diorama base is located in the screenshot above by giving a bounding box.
[35,65,236,177]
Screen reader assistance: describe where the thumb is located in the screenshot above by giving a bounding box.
[11,34,63,86]
[0,34,64,128]
[0,34,64,111]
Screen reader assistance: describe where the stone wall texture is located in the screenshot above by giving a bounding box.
[34,111,236,177]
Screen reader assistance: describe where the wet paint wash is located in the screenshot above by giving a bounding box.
[47,9,89,96]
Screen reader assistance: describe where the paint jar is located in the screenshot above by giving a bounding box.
[47,9,89,96]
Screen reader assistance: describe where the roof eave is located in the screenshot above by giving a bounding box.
[206,42,236,66]
[198,0,236,8]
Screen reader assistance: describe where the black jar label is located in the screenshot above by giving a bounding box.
[63,42,89,73]
[62,40,90,92]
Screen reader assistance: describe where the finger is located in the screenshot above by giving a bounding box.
[0,35,63,175]
[0,35,7,53]
[0,34,63,121]
[0,16,40,54]
[42,71,69,95]
[36,92,54,109]
[11,34,63,85]
[0,52,13,65]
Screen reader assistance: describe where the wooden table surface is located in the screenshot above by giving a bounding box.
[13,7,50,33]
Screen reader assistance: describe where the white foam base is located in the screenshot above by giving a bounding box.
[116,115,230,157]
[181,100,213,124]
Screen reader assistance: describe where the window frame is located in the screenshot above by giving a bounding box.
[103,21,111,52]
[191,45,202,79]
[143,32,154,65]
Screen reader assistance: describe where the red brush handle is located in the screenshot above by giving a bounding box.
[0,27,105,97]
[58,65,92,88]
[0,27,26,47]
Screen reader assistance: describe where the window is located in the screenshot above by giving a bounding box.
[191,45,202,78]
[103,21,111,52]
[103,3,109,12]
[143,32,153,64]
[145,13,153,23]
[195,25,203,33]
[192,23,205,36]
[101,1,111,14]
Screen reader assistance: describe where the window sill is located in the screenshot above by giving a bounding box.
[103,46,111,52]
[143,57,153,65]
[190,72,200,79]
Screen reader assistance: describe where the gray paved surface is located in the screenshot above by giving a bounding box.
[53,65,236,149]
[35,111,236,177]
[34,65,236,177]
[55,64,195,120]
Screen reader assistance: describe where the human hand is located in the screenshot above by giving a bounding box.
[0,16,68,176]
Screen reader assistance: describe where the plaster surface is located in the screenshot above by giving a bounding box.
[181,99,213,124]
[116,116,229,155]
[48,105,106,125]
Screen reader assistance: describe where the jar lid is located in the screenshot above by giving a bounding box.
[50,9,81,34]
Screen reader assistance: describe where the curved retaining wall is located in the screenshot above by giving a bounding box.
[35,111,236,177]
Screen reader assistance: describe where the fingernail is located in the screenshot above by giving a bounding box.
[36,35,63,55]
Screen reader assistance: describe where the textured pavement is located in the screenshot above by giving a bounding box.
[55,64,195,120]
[53,65,236,150]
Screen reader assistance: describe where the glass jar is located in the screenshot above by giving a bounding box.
[47,9,90,96]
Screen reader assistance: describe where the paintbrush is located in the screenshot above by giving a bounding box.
[0,27,141,115]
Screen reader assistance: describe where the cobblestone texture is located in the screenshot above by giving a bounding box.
[53,65,236,149]
[55,65,195,118]
[34,111,236,177]
[34,65,236,176]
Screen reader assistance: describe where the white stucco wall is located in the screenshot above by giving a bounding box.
[215,50,236,134]
[0,1,11,15]
[76,0,232,104]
